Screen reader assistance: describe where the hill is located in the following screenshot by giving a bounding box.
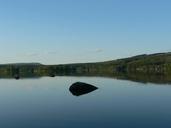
[0,52,171,77]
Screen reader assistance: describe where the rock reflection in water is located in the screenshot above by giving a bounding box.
[69,82,98,96]
[14,74,20,80]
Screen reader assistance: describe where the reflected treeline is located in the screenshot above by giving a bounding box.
[113,73,171,84]
[0,67,171,84]
[0,62,171,84]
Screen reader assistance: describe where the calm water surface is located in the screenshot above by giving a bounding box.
[0,76,171,128]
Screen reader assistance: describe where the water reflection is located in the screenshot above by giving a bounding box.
[0,76,171,128]
[0,70,171,84]
[14,74,20,80]
[69,82,98,96]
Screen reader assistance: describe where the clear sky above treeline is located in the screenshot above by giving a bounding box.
[0,0,170,64]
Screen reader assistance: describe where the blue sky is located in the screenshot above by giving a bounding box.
[0,0,170,64]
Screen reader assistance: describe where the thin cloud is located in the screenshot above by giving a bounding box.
[94,49,104,53]
[47,51,58,55]
[86,48,104,54]
[25,51,58,57]
[26,52,39,57]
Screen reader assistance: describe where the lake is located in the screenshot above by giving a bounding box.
[0,76,171,128]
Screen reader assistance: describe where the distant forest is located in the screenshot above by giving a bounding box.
[0,52,171,79]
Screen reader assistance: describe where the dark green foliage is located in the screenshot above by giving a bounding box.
[0,52,171,78]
